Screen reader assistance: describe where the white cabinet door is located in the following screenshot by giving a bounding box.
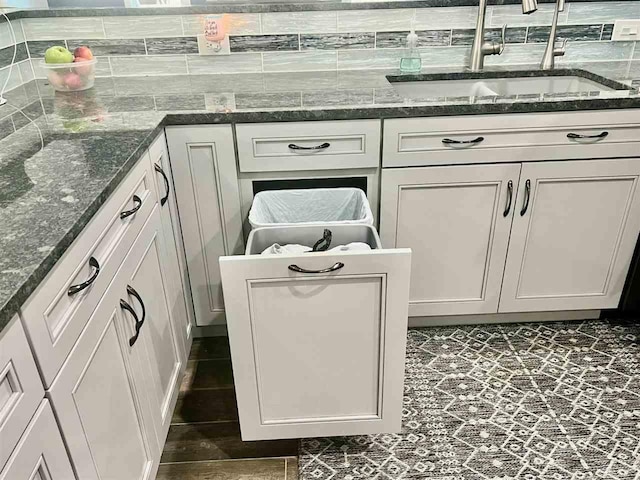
[500,158,640,312]
[380,164,520,316]
[149,133,193,362]
[220,249,411,441]
[0,400,74,480]
[167,126,244,327]
[121,207,183,450]
[49,272,158,480]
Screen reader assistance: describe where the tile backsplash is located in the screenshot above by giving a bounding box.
[1,1,640,87]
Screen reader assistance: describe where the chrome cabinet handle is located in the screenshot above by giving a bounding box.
[442,136,485,145]
[503,180,513,217]
[120,195,142,220]
[154,163,170,207]
[567,131,609,140]
[68,256,100,296]
[288,262,344,274]
[520,179,531,216]
[121,285,146,347]
[288,142,330,151]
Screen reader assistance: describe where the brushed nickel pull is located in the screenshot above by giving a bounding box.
[288,262,344,274]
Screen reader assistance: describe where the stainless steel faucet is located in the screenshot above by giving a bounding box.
[469,0,538,72]
[540,0,568,70]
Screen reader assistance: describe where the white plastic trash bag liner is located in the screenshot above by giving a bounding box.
[249,188,374,229]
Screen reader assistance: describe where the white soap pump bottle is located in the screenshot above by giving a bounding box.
[400,20,421,74]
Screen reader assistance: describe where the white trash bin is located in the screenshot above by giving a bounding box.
[248,187,374,229]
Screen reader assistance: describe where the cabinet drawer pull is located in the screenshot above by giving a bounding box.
[520,179,531,216]
[503,180,513,217]
[154,163,170,207]
[442,136,485,145]
[567,131,609,141]
[288,142,330,151]
[67,256,100,296]
[121,285,146,347]
[288,262,344,274]
[120,195,142,220]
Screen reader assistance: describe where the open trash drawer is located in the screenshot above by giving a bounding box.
[219,225,411,441]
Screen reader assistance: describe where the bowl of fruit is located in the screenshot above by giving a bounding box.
[42,45,96,92]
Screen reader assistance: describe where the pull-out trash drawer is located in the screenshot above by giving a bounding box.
[220,224,411,441]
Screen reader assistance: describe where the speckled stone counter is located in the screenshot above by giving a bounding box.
[1,66,639,331]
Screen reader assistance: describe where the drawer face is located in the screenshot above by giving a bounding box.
[21,155,157,388]
[0,317,44,470]
[384,110,640,167]
[236,120,381,172]
[219,248,410,441]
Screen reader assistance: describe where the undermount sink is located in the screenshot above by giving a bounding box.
[388,72,623,101]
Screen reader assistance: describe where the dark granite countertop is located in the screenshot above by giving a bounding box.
[1,66,639,332]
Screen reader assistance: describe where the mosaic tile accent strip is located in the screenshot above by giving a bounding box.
[300,319,640,480]
[301,33,375,51]
[375,30,451,48]
[229,34,299,53]
[527,24,604,43]
[451,27,527,46]
[146,37,199,55]
[67,38,146,56]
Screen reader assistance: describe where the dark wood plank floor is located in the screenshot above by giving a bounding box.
[156,337,299,479]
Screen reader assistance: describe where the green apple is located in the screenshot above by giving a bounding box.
[44,46,74,64]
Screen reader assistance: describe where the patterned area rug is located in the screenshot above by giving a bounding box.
[299,320,640,479]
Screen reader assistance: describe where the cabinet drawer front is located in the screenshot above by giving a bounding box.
[21,155,157,388]
[384,110,640,167]
[220,248,410,440]
[237,120,381,172]
[0,400,75,480]
[0,317,44,470]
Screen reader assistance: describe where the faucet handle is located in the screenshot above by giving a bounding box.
[554,38,568,57]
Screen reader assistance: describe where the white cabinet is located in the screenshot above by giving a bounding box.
[500,158,640,312]
[49,207,182,480]
[149,133,194,361]
[167,126,244,327]
[0,400,74,480]
[220,227,411,440]
[380,164,520,316]
[381,158,640,316]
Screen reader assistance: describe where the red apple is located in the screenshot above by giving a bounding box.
[73,45,94,61]
[73,57,93,76]
[63,72,83,90]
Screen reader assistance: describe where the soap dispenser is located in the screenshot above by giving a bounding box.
[400,27,421,74]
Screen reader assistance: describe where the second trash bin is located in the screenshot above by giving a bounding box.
[248,187,373,229]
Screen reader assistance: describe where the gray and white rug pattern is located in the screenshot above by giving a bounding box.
[299,320,640,479]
